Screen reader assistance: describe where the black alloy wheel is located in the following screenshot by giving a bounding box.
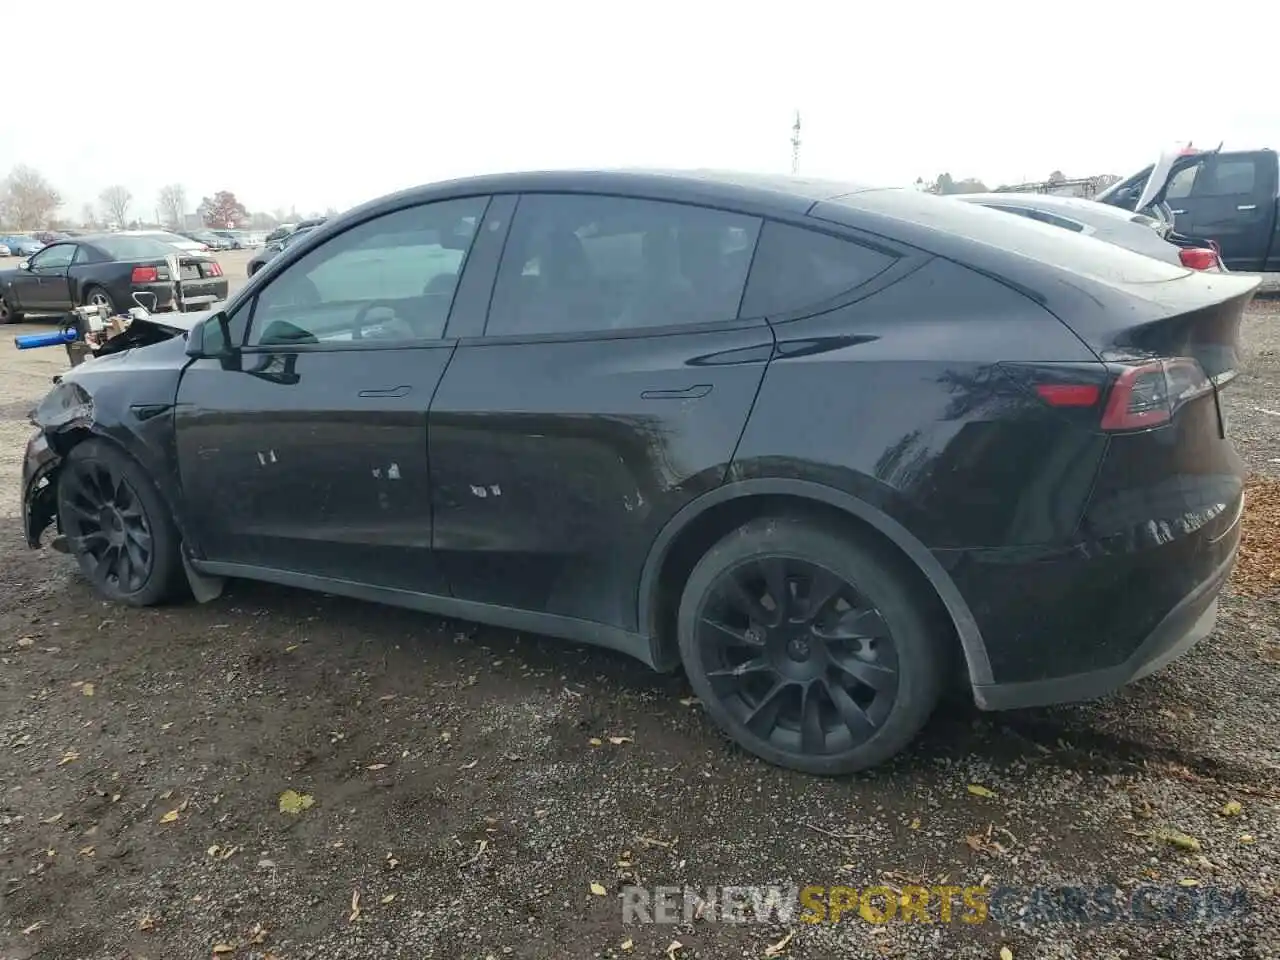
[57,440,183,606]
[678,517,945,774]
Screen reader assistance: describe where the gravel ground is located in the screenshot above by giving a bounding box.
[0,262,1278,959]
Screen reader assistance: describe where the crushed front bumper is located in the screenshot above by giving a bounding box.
[21,429,61,547]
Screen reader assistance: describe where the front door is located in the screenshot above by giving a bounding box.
[1165,153,1277,271]
[428,192,771,631]
[174,195,491,593]
[21,242,76,311]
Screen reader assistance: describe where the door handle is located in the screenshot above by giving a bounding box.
[1237,204,1258,211]
[358,385,411,398]
[640,384,713,400]
[1170,209,1186,215]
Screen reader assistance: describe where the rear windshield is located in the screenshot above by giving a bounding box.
[822,189,1189,285]
[94,236,187,260]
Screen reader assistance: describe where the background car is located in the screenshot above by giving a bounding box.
[113,230,209,254]
[34,231,71,245]
[0,243,10,257]
[263,222,297,244]
[208,230,244,249]
[1,235,45,257]
[17,170,1259,776]
[0,233,227,322]
[956,193,1225,270]
[182,230,235,251]
[246,223,318,275]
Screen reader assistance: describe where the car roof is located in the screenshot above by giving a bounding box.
[959,192,1142,221]
[348,169,886,222]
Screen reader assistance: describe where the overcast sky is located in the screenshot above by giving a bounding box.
[3,0,1274,219]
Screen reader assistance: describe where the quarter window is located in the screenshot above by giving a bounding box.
[486,194,761,337]
[740,222,896,317]
[246,197,489,347]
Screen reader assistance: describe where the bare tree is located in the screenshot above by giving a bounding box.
[99,185,133,227]
[1,165,62,229]
[157,183,187,229]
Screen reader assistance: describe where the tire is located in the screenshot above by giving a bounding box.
[57,439,185,607]
[83,285,116,314]
[0,297,21,324]
[677,516,945,775]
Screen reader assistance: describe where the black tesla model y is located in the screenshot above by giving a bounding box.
[20,170,1257,774]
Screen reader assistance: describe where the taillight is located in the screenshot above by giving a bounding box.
[1099,358,1213,431]
[1179,247,1219,270]
[206,261,223,277]
[131,265,159,283]
[1034,384,1101,407]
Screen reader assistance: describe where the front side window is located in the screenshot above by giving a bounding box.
[1164,164,1202,200]
[740,222,897,317]
[246,196,489,347]
[486,194,761,337]
[30,244,76,270]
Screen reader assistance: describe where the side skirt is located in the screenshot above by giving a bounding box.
[189,560,657,668]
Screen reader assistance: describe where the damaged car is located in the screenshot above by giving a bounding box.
[20,170,1259,775]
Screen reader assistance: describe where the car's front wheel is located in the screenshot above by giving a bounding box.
[57,440,185,606]
[678,516,946,775]
[0,297,21,324]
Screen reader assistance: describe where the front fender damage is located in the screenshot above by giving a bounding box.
[22,380,226,603]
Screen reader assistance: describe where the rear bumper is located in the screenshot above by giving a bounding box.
[972,517,1237,711]
[133,278,229,311]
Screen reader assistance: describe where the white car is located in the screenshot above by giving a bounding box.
[0,244,10,257]
[118,230,209,254]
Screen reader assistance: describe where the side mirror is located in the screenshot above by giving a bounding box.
[19,259,31,271]
[185,311,236,360]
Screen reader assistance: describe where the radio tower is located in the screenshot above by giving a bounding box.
[790,111,802,174]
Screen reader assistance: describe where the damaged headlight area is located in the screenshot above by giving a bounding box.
[22,380,96,549]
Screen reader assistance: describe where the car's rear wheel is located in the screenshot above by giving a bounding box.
[677,516,945,775]
[83,285,116,314]
[0,297,21,324]
[57,440,184,607]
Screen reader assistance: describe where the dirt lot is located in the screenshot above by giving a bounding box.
[1,262,1278,959]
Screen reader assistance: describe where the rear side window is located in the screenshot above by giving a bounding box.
[1200,159,1256,197]
[486,194,761,337]
[740,222,896,317]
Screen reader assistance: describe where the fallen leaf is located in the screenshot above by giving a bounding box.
[79,845,95,857]
[620,938,634,951]
[1000,948,1013,960]
[1151,827,1202,852]
[380,893,396,905]
[82,683,95,697]
[284,644,299,652]
[665,941,684,960]
[1221,800,1243,817]
[1178,878,1200,887]
[366,763,388,771]
[212,944,235,955]
[590,882,608,896]
[40,812,63,824]
[17,636,35,648]
[678,697,699,707]
[248,923,267,945]
[22,921,45,935]
[589,737,603,746]
[909,818,921,830]
[349,888,362,923]
[278,790,314,815]
[159,809,180,824]
[57,751,79,766]
[608,736,633,745]
[138,914,156,932]
[967,784,997,798]
[378,694,397,702]
[439,731,451,742]
[461,759,479,770]
[764,929,795,956]
[1239,834,1256,844]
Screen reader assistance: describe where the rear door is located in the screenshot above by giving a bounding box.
[426,192,770,632]
[174,195,491,592]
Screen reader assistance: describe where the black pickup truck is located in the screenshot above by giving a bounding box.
[1097,146,1280,273]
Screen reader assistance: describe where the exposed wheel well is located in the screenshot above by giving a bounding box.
[649,493,962,680]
